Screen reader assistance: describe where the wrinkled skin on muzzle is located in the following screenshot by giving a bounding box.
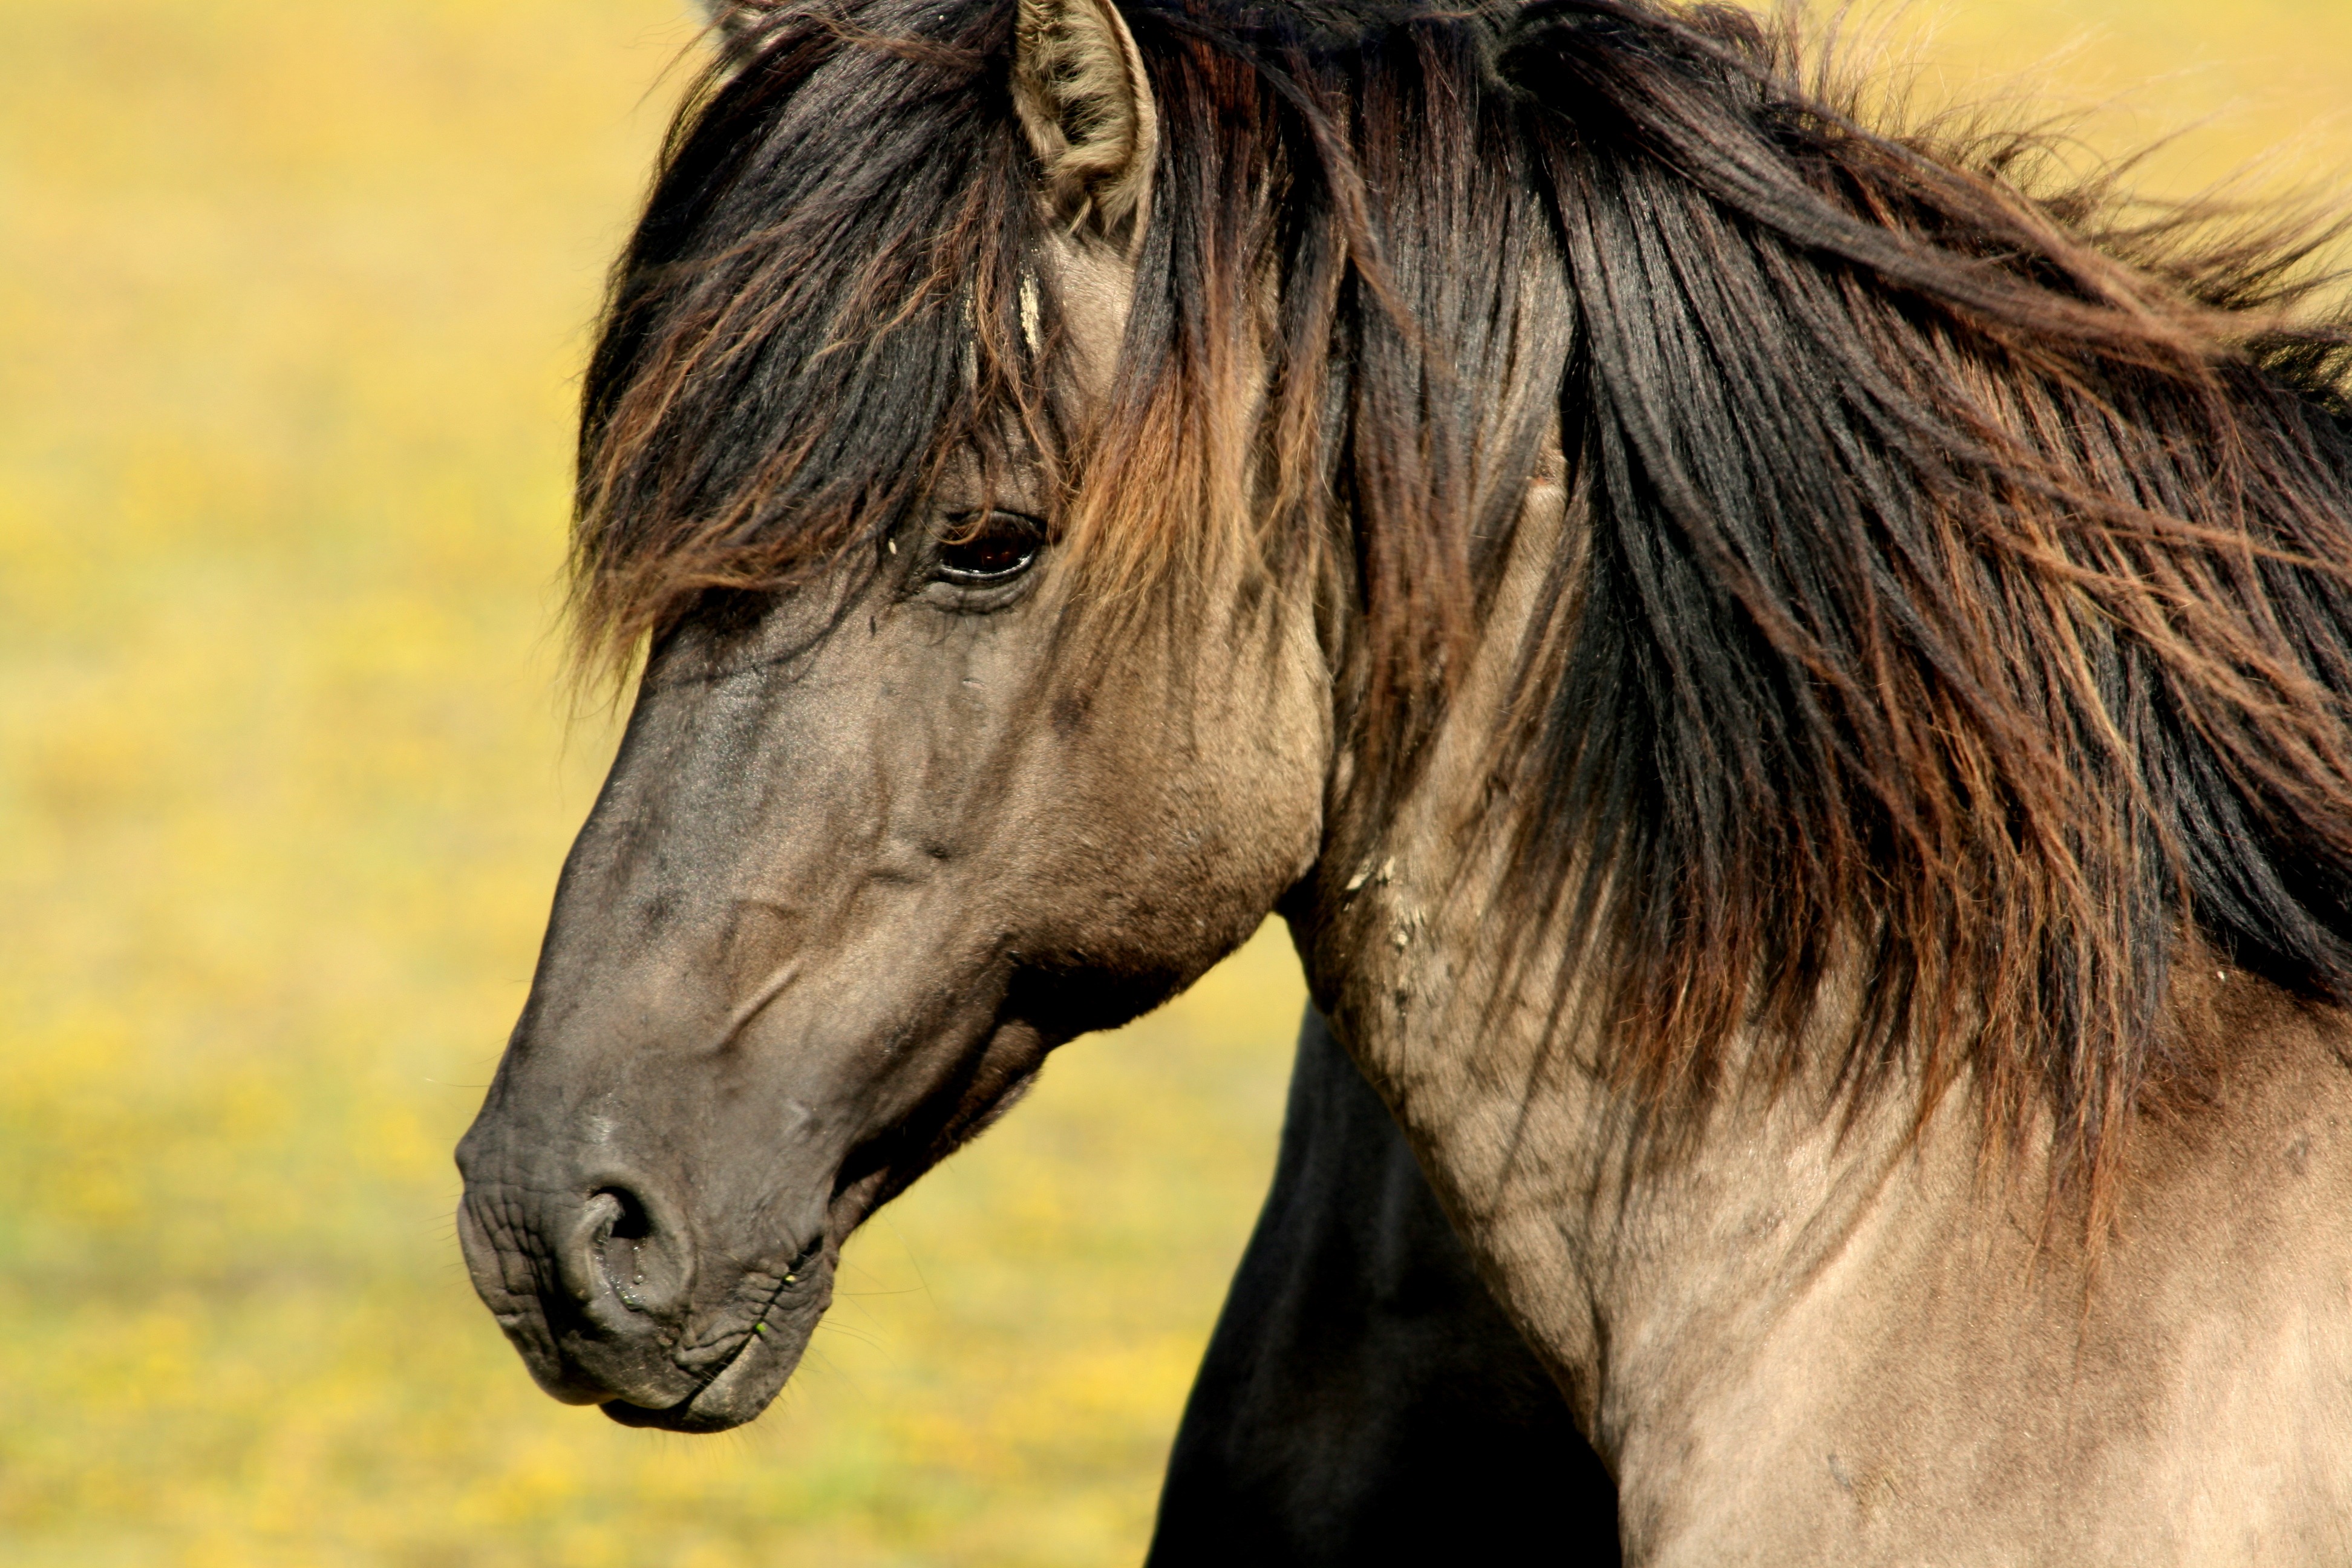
[456,529,1328,1431]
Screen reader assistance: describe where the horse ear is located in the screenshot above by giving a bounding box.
[1012,0,1158,246]
[691,0,774,56]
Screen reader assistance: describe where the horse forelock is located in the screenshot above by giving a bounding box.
[571,0,1057,667]
[574,0,2352,1205]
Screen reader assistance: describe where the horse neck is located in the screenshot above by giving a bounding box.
[1293,416,2352,1508]
[1290,431,2048,1447]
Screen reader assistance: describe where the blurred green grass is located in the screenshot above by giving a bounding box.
[0,2,2343,1564]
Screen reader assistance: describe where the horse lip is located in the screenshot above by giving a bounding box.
[596,1259,816,1432]
[598,1319,779,1432]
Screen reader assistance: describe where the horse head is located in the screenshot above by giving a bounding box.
[454,0,1329,1432]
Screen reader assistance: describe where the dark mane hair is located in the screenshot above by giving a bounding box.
[576,0,2352,1198]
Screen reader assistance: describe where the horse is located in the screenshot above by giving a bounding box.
[1148,1005,1616,1564]
[455,0,2352,1557]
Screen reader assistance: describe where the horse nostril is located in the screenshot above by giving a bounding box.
[596,1187,653,1243]
[558,1184,691,1323]
[592,1187,654,1310]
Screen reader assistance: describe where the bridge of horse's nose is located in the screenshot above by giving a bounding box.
[556,1181,696,1331]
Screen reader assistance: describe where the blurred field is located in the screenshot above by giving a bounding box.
[0,2,2344,1564]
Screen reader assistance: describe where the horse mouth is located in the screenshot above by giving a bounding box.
[595,1253,822,1434]
[598,1318,794,1434]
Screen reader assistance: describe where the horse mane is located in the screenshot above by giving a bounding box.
[1498,4,2352,1194]
[575,0,2352,1198]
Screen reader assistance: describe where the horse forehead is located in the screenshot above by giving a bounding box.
[1039,232,1134,397]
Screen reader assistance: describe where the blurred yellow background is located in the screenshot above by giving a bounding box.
[0,2,2343,1564]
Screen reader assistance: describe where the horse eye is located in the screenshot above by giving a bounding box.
[935,512,1045,584]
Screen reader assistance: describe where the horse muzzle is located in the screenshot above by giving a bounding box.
[454,1160,834,1433]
